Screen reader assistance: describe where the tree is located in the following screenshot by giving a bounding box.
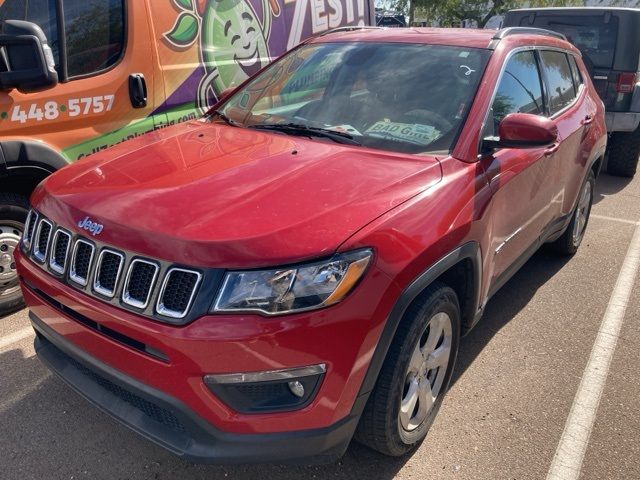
[404,0,640,28]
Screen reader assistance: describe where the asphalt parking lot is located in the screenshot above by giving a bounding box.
[1,171,638,480]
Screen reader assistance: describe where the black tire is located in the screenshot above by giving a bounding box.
[355,282,460,456]
[607,128,640,177]
[0,192,29,316]
[551,171,595,256]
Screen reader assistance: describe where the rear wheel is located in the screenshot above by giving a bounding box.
[551,171,595,256]
[355,283,460,456]
[0,193,29,316]
[607,128,640,177]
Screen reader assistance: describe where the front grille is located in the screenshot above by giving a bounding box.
[49,230,71,274]
[157,269,202,318]
[33,219,52,262]
[70,240,94,286]
[23,210,38,249]
[123,260,159,309]
[24,209,204,322]
[94,249,123,297]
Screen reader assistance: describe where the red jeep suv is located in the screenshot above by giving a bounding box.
[16,27,606,463]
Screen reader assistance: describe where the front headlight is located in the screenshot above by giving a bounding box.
[213,249,373,315]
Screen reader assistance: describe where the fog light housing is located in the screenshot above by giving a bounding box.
[204,364,325,413]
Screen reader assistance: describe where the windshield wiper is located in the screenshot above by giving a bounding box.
[249,123,361,146]
[211,110,239,127]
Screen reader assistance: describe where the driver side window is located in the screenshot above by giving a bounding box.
[487,51,544,136]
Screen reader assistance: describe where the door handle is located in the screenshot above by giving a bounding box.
[128,73,147,108]
[544,142,560,156]
[581,114,594,125]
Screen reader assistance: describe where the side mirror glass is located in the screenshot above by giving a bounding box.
[0,20,58,93]
[482,113,558,153]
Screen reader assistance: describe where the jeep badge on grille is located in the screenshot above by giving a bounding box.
[77,216,104,236]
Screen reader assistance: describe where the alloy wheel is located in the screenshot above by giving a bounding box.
[0,221,23,299]
[399,311,453,432]
[572,181,592,246]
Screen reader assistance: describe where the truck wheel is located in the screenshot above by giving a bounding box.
[607,128,640,177]
[0,193,29,316]
[355,282,460,456]
[552,171,595,256]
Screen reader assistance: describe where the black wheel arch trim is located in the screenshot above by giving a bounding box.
[0,140,69,175]
[353,242,482,407]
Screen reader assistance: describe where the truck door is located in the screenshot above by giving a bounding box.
[0,0,162,162]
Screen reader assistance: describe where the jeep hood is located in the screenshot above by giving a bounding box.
[34,122,442,268]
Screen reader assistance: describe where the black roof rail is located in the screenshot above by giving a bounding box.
[317,26,384,37]
[492,27,567,42]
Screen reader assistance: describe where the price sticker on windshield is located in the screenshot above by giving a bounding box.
[366,121,441,146]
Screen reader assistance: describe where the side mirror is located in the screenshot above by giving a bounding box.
[482,113,558,153]
[0,20,58,93]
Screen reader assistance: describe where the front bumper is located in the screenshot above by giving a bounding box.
[16,248,400,462]
[31,312,360,464]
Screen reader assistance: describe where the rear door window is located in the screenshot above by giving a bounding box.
[568,55,583,91]
[489,50,544,132]
[540,51,576,115]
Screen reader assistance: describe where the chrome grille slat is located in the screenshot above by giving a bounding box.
[123,259,159,309]
[49,229,71,274]
[156,268,202,319]
[93,249,124,298]
[70,239,95,287]
[25,210,204,322]
[33,219,53,263]
[22,210,38,250]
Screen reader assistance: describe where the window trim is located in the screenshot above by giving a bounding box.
[478,45,585,157]
[479,47,545,147]
[61,0,128,82]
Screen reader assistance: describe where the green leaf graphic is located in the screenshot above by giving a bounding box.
[165,12,198,47]
[173,0,194,10]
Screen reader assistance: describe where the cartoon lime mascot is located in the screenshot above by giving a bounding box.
[165,0,280,112]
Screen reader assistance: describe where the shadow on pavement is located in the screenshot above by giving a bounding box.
[3,176,615,479]
[452,248,571,387]
[593,172,633,205]
[0,247,574,480]
[0,344,410,480]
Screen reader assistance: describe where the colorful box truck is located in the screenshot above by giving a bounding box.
[0,0,374,314]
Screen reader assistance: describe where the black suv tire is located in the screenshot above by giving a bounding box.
[355,282,460,456]
[551,171,595,256]
[607,127,640,178]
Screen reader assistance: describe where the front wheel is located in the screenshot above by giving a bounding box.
[355,282,460,456]
[0,193,29,316]
[551,171,595,256]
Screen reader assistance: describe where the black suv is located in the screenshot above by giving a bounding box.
[504,7,640,177]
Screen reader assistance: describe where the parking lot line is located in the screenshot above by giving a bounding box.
[547,222,640,480]
[591,214,640,226]
[0,327,34,351]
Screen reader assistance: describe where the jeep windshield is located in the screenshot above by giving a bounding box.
[215,42,490,155]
